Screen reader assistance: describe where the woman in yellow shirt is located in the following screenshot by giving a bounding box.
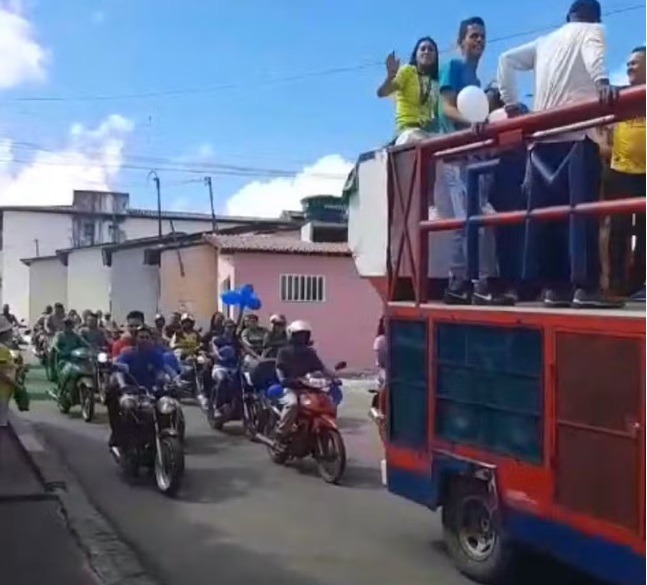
[377,36,440,145]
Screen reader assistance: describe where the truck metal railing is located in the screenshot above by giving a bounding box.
[386,85,646,304]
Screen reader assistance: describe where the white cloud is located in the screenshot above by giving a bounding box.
[610,65,627,86]
[0,114,134,206]
[225,154,353,218]
[0,1,48,88]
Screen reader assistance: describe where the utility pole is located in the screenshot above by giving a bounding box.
[148,170,162,237]
[204,176,218,233]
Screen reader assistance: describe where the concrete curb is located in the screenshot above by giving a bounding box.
[8,411,160,585]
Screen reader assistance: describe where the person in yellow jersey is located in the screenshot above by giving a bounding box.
[601,46,645,296]
[376,36,440,145]
[0,316,21,429]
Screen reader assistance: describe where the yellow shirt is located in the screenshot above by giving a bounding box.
[611,118,646,175]
[392,65,438,133]
[0,344,15,399]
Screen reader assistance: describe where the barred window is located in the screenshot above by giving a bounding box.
[280,274,325,302]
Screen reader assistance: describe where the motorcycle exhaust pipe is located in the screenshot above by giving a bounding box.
[109,446,122,462]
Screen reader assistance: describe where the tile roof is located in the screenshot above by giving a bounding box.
[204,234,350,256]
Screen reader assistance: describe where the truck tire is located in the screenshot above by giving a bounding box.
[442,478,513,584]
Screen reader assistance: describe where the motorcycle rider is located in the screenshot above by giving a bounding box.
[170,314,201,356]
[108,325,178,447]
[274,320,336,442]
[33,305,53,352]
[164,311,182,339]
[262,314,288,358]
[153,314,168,345]
[79,312,110,350]
[46,302,67,335]
[210,318,240,416]
[2,304,18,327]
[111,310,145,358]
[240,313,267,365]
[50,316,88,392]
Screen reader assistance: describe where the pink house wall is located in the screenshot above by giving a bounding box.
[231,252,382,371]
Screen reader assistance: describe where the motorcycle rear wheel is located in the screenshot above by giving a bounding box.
[315,427,346,484]
[155,436,185,497]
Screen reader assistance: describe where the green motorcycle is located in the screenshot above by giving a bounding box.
[54,347,97,422]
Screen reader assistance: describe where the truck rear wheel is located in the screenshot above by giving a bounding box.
[442,478,512,584]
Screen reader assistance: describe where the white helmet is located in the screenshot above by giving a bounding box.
[180,313,195,323]
[287,320,311,336]
[269,313,286,325]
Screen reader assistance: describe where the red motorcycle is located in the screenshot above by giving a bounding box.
[262,368,346,484]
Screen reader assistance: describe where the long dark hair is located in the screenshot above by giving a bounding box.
[409,36,439,80]
[376,316,386,337]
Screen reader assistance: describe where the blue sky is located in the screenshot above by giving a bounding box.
[0,0,644,217]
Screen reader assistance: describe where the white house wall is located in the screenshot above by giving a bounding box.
[66,248,111,314]
[28,259,67,324]
[2,211,73,321]
[1,210,223,322]
[110,247,160,325]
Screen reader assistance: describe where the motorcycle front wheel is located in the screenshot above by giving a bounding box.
[155,436,185,497]
[315,427,346,485]
[79,382,95,423]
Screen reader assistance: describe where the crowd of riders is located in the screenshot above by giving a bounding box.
[26,302,333,453]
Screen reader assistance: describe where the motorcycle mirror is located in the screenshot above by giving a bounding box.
[334,361,347,371]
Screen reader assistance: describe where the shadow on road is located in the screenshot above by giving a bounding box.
[30,419,333,585]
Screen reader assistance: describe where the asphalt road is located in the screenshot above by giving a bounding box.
[23,379,601,585]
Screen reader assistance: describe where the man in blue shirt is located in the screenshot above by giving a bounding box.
[106,325,177,447]
[436,17,508,306]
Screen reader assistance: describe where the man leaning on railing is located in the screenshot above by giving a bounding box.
[497,0,625,309]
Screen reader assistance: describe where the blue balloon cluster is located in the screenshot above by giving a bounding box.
[220,284,262,311]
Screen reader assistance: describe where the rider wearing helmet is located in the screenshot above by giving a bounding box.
[274,320,334,439]
[262,314,288,358]
[170,313,201,356]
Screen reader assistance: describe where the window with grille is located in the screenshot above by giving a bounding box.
[280,274,325,302]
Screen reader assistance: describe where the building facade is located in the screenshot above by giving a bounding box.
[2,190,288,319]
[157,234,382,371]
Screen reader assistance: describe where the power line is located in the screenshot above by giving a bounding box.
[4,4,643,104]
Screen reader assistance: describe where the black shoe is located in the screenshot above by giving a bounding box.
[444,280,471,305]
[472,281,516,307]
[543,288,572,308]
[108,433,118,448]
[572,288,625,309]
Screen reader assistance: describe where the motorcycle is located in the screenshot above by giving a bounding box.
[50,347,97,422]
[96,350,112,404]
[9,328,30,387]
[174,350,209,402]
[208,348,272,441]
[260,363,347,484]
[109,370,185,497]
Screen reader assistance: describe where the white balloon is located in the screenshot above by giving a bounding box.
[457,85,490,124]
[488,107,508,123]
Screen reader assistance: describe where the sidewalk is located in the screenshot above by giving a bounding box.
[0,426,99,585]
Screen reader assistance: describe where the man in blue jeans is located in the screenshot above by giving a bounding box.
[497,0,622,308]
[437,16,510,306]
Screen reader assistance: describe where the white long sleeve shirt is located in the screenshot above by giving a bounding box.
[497,22,608,141]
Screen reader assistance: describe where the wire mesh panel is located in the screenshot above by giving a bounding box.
[555,332,642,531]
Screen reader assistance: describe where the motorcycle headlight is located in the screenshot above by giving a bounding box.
[9,350,20,360]
[157,396,178,414]
[97,352,109,364]
[119,394,138,411]
[196,355,206,365]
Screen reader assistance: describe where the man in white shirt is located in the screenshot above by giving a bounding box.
[496,0,621,309]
